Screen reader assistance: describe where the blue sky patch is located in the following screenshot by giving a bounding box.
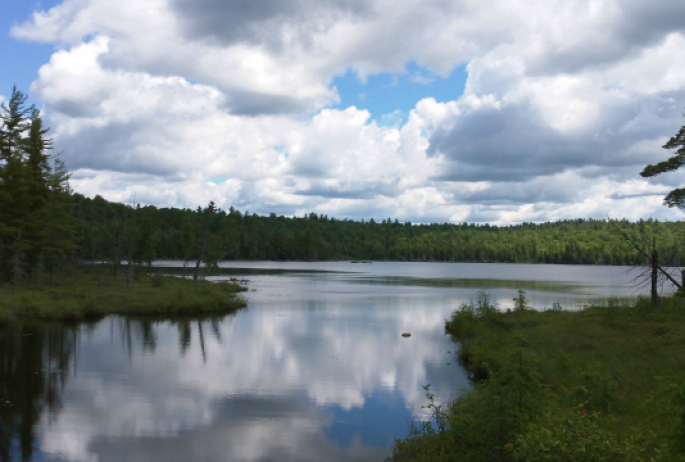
[0,0,63,101]
[273,145,289,159]
[324,388,412,447]
[331,62,468,125]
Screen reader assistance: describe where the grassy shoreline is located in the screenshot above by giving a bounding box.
[0,271,247,327]
[389,294,685,461]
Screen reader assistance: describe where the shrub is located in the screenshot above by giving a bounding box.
[550,302,563,311]
[654,378,685,456]
[606,296,619,319]
[445,290,497,337]
[513,289,531,312]
[475,290,498,317]
[388,348,545,462]
[571,369,619,414]
[511,411,665,461]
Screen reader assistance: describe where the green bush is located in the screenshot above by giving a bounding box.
[513,289,531,312]
[654,378,685,456]
[389,349,545,462]
[511,411,665,461]
[549,302,563,311]
[475,289,498,317]
[445,290,498,337]
[571,369,619,414]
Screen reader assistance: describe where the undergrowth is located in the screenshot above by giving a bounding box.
[388,292,685,461]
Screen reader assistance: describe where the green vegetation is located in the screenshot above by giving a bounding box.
[388,294,685,461]
[74,197,685,265]
[641,108,685,208]
[0,87,249,323]
[0,270,246,327]
[1,87,74,286]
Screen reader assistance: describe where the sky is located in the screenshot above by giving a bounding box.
[1,0,685,224]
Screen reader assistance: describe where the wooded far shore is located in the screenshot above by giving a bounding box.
[52,194,685,269]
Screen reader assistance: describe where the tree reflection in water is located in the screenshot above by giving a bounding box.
[0,314,232,462]
[0,323,79,462]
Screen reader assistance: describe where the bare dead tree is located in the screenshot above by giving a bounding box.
[608,218,682,303]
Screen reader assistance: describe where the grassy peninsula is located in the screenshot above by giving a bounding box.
[0,270,246,327]
[389,294,685,461]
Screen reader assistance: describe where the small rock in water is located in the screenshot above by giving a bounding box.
[401,332,411,338]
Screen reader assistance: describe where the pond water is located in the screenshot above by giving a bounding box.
[0,262,675,461]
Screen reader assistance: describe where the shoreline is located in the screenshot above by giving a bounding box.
[0,272,247,327]
[389,295,685,461]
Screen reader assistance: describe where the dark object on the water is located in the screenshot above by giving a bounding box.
[401,332,411,337]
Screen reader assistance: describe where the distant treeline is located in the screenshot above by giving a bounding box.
[73,194,684,268]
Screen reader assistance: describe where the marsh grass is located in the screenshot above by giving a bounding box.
[390,295,685,461]
[0,270,246,326]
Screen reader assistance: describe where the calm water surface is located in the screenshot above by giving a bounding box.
[0,262,673,461]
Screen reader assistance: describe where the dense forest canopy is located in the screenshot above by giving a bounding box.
[2,87,684,285]
[72,195,684,267]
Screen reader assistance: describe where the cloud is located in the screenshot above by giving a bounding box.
[9,0,685,223]
[169,0,371,49]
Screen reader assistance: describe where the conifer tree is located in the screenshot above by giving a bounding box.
[0,87,34,282]
[0,87,32,162]
[641,110,685,208]
[0,87,74,283]
[37,160,76,281]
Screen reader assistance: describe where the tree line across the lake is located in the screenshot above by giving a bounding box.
[2,86,685,286]
[75,198,684,268]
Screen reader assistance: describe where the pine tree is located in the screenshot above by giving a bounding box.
[23,110,54,272]
[37,160,76,281]
[0,87,32,162]
[0,87,74,283]
[641,110,685,208]
[0,88,34,282]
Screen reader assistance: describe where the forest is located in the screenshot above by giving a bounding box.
[2,86,684,287]
[74,196,684,268]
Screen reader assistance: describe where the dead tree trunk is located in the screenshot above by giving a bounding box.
[608,218,682,297]
[651,237,659,305]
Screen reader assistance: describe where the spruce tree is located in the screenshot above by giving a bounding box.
[37,160,76,281]
[641,111,685,208]
[0,87,33,282]
[0,87,74,283]
[0,87,32,162]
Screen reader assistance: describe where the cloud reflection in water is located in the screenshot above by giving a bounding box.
[31,273,469,462]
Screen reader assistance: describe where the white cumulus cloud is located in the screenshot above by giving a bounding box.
[8,0,685,223]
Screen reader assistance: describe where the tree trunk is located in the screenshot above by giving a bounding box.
[651,238,659,305]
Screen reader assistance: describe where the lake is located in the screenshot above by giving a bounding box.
[0,262,675,461]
